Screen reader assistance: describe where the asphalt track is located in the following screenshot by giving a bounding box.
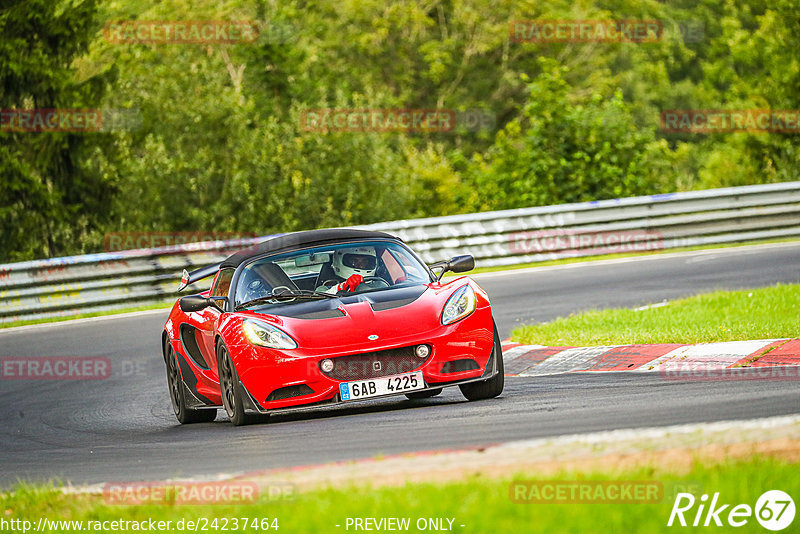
[1,242,799,487]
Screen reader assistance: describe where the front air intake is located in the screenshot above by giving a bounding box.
[265,384,314,402]
[441,359,479,374]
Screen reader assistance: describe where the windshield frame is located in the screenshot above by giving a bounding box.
[227,238,435,311]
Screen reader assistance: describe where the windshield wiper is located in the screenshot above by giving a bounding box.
[235,289,337,310]
[283,289,339,299]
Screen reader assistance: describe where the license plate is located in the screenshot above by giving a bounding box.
[339,371,424,401]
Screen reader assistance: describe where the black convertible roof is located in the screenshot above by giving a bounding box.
[178,229,400,291]
[220,228,399,269]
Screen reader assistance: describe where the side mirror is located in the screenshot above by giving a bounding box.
[179,295,221,313]
[431,255,475,281]
[447,255,475,273]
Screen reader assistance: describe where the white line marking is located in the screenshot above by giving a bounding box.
[497,414,800,451]
[634,299,669,311]
[0,307,172,334]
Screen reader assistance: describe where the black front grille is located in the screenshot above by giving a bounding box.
[323,346,429,381]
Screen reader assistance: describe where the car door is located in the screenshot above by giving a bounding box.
[196,268,234,374]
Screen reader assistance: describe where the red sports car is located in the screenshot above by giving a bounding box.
[161,229,503,425]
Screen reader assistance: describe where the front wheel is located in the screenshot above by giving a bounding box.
[459,322,504,401]
[217,342,258,426]
[165,344,217,424]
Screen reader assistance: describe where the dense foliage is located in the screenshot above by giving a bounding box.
[1,0,798,261]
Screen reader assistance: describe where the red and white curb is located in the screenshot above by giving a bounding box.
[501,338,800,377]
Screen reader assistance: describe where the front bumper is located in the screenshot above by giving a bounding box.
[238,337,501,416]
[229,308,496,413]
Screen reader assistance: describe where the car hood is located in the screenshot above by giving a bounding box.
[267,284,427,319]
[233,283,462,351]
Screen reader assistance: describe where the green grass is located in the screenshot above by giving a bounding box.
[2,456,797,533]
[513,283,800,346]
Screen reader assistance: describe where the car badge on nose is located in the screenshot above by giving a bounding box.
[373,361,382,371]
[368,334,379,340]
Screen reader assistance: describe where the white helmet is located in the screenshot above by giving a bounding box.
[332,246,377,279]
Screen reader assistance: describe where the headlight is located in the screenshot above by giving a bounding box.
[441,284,476,325]
[242,319,297,349]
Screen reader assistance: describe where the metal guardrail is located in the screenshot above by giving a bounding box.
[1,182,799,324]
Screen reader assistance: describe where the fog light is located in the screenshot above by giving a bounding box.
[415,345,430,358]
[320,358,334,373]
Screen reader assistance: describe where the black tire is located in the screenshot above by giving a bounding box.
[405,388,443,400]
[459,322,504,401]
[217,342,258,426]
[165,344,217,424]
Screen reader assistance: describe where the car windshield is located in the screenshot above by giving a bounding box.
[234,240,432,308]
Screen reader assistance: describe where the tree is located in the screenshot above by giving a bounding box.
[466,59,662,210]
[0,0,114,261]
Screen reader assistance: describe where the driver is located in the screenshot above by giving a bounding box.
[316,246,379,294]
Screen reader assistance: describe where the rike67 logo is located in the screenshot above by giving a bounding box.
[668,490,795,531]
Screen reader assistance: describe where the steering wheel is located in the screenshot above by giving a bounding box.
[362,276,390,288]
[319,277,389,293]
[243,280,297,303]
[318,279,339,291]
[244,279,269,301]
